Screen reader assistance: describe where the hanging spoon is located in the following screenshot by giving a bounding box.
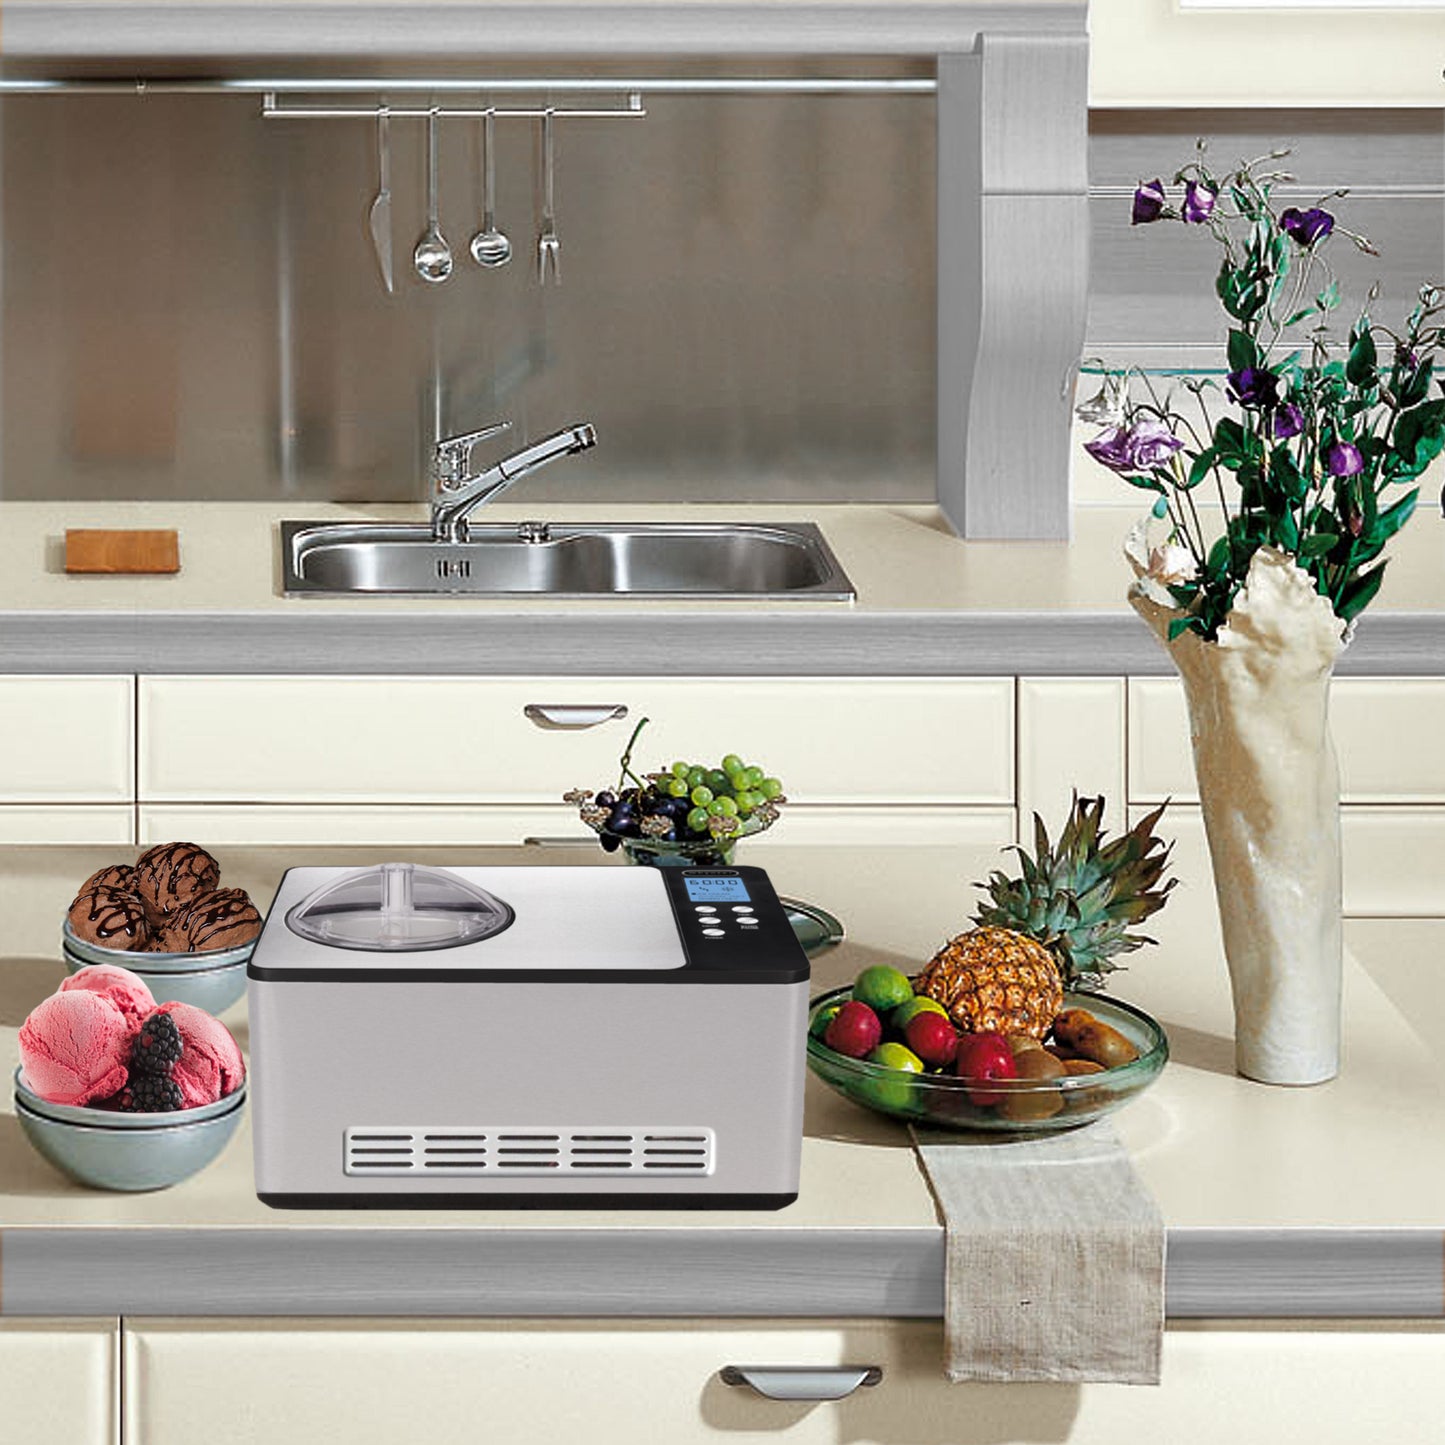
[413,107,454,284]
[469,108,512,267]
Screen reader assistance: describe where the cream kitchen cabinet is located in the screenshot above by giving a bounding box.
[137,676,1013,807]
[0,676,135,845]
[123,1317,1445,1445]
[0,1319,118,1445]
[1090,0,1445,108]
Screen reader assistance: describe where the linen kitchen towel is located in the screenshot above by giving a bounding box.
[911,1120,1164,1384]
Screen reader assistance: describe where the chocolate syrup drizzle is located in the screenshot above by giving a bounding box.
[180,888,262,949]
[135,842,220,919]
[72,886,148,944]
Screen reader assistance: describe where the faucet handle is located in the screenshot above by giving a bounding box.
[434,421,512,488]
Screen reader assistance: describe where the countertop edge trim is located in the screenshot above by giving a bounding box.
[5,611,1445,676]
[1,1227,1440,1320]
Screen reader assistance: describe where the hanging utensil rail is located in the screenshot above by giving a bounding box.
[0,75,935,118]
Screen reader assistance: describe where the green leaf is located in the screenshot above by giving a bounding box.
[1167,616,1204,642]
[1373,489,1419,543]
[1337,564,1387,623]
[1120,472,1166,494]
[1299,532,1339,559]
[1346,327,1378,387]
[1275,512,1300,552]
[1316,280,1340,312]
[1187,448,1218,488]
[1213,417,1249,466]
[1151,495,1170,519]
[1227,329,1259,373]
[1283,307,1315,328]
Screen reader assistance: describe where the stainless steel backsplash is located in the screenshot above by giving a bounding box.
[0,80,937,502]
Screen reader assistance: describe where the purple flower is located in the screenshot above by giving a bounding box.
[1084,419,1183,473]
[1325,441,1365,477]
[1084,425,1136,472]
[1227,367,1281,410]
[1131,179,1167,226]
[1127,417,1185,468]
[1182,181,1217,224]
[1280,207,1334,246]
[1272,403,1305,440]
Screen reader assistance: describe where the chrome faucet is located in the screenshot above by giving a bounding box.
[431,421,598,542]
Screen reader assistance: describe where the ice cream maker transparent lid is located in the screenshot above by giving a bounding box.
[284,862,514,952]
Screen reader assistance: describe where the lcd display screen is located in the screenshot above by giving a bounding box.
[684,876,751,903]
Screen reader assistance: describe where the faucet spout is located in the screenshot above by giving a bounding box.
[432,422,597,542]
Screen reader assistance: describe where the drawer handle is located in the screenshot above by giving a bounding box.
[522,836,604,848]
[524,703,628,730]
[718,1366,883,1401]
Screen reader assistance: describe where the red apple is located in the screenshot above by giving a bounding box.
[903,1011,959,1068]
[823,1000,883,1059]
[953,1031,1018,1106]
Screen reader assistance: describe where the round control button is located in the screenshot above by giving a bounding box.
[694,905,717,914]
[702,927,726,937]
[731,905,754,914]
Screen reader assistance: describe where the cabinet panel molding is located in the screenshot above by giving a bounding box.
[125,1318,1445,1445]
[138,676,1014,806]
[0,675,133,802]
[0,1319,117,1445]
[1018,677,1126,824]
[0,805,135,846]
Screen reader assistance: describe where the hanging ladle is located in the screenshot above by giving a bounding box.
[469,108,512,267]
[413,107,454,284]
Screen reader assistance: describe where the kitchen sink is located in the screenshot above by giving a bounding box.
[280,521,856,600]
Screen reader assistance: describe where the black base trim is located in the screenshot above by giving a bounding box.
[258,1191,798,1211]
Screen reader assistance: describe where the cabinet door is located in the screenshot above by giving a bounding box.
[0,805,134,846]
[124,1318,1445,1445]
[1129,677,1445,804]
[137,676,1013,807]
[0,1320,117,1445]
[1091,0,1445,106]
[0,676,134,802]
[1018,677,1126,825]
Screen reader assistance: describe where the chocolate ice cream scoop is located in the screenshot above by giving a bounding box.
[146,925,196,954]
[68,886,150,951]
[78,863,136,896]
[175,887,262,951]
[134,842,221,923]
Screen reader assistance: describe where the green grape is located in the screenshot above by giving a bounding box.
[686,767,706,789]
[742,765,765,788]
[667,779,690,798]
[760,777,783,799]
[706,769,729,793]
[706,798,728,817]
[734,790,758,815]
[721,753,745,776]
[690,785,714,806]
[685,806,710,833]
[713,795,739,817]
[671,761,691,779]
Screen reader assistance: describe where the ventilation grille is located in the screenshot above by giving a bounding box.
[344,1126,715,1177]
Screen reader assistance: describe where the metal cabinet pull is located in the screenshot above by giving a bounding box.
[522,836,605,848]
[718,1365,883,1401]
[523,703,628,729]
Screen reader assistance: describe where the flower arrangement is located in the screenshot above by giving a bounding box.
[1080,145,1444,641]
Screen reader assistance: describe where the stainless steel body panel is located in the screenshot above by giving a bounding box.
[279,519,856,599]
[249,978,808,1200]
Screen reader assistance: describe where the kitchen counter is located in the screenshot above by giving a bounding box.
[1,844,1442,1320]
[4,501,1445,675]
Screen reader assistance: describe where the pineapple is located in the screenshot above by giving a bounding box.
[916,796,1175,1037]
[916,926,1064,1037]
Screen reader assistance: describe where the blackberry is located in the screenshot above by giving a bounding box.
[130,1010,184,1074]
[118,1073,185,1113]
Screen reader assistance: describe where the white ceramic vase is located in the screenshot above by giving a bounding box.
[1129,544,1347,1085]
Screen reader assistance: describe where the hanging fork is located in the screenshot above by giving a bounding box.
[537,107,561,284]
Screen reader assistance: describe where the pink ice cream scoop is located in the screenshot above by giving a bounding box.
[59,964,157,1030]
[18,990,131,1105]
[153,1001,246,1107]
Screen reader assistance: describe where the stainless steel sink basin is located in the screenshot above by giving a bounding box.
[280,521,856,600]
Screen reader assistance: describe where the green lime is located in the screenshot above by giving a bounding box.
[852,965,914,1013]
[890,995,948,1030]
[808,1003,842,1041]
[867,1042,924,1073]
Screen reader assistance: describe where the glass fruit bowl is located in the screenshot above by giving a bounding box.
[806,986,1168,1133]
